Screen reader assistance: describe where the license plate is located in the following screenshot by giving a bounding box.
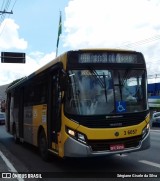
[110,144,125,151]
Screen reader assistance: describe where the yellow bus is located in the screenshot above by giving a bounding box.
[5,49,150,160]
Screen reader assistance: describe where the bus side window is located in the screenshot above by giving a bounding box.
[34,83,47,105]
[24,81,47,107]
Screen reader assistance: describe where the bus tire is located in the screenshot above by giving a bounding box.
[13,124,19,144]
[38,130,50,161]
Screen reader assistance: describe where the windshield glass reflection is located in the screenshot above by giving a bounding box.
[65,69,146,115]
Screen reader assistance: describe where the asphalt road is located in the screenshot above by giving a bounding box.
[0,125,160,181]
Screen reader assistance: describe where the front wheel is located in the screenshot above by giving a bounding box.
[38,130,50,161]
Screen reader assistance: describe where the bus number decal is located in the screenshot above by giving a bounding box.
[124,129,137,136]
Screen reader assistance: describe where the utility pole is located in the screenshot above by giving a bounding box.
[0,10,13,15]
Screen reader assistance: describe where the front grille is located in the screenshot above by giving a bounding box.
[88,135,142,151]
[78,113,147,128]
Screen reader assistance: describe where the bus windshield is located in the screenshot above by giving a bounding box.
[65,69,146,116]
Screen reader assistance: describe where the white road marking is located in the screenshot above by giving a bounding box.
[139,160,160,169]
[0,150,25,181]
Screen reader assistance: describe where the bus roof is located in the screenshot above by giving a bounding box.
[6,51,68,92]
[77,48,138,52]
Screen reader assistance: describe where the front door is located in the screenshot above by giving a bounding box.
[47,68,62,149]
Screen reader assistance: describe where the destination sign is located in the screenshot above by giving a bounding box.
[78,53,142,64]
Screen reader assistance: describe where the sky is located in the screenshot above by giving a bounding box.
[0,0,160,85]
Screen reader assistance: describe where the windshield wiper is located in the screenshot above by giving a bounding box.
[88,66,104,88]
[122,69,130,86]
[118,71,123,100]
[68,71,82,114]
[88,66,108,102]
[103,72,108,102]
[117,69,131,100]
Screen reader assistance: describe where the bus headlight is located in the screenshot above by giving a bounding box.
[66,127,87,144]
[142,124,150,138]
[67,129,76,137]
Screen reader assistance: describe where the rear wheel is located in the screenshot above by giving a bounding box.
[38,130,50,161]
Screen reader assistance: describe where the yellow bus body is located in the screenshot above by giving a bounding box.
[5,49,150,159]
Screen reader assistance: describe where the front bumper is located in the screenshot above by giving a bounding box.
[64,131,150,157]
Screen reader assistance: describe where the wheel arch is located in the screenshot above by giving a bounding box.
[37,125,50,161]
[37,125,47,146]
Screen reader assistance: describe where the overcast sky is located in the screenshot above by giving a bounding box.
[0,0,160,85]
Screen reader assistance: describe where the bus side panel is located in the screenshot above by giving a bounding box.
[32,104,47,146]
[23,104,47,146]
[23,106,33,144]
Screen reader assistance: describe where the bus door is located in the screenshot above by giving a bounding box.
[47,68,61,150]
